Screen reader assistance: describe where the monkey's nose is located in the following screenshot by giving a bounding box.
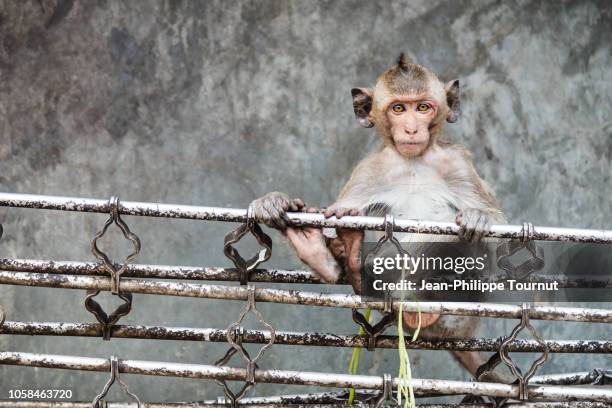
[404,128,418,135]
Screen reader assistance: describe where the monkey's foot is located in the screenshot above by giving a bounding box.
[403,311,441,330]
[250,192,305,229]
[456,208,492,243]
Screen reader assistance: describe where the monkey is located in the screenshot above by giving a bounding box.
[250,54,508,383]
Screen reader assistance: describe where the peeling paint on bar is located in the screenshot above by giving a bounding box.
[2,321,611,353]
[2,258,609,288]
[1,192,611,243]
[0,352,611,402]
[530,369,612,386]
[0,258,337,284]
[0,402,608,408]
[0,271,611,323]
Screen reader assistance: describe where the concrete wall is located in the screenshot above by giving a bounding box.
[0,0,610,403]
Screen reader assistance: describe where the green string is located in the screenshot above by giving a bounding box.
[397,301,420,408]
[347,246,422,406]
[347,307,372,404]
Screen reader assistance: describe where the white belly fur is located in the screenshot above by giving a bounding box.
[332,158,461,243]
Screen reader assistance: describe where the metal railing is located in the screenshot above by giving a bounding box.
[0,192,610,407]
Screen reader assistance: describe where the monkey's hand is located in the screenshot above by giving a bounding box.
[455,208,493,243]
[284,225,342,283]
[250,192,305,230]
[325,208,364,291]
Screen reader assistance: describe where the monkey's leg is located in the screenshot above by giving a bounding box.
[418,315,513,384]
[326,207,364,287]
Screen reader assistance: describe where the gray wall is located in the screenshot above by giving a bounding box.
[0,0,610,404]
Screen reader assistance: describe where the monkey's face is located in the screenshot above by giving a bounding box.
[385,96,438,158]
[351,55,461,154]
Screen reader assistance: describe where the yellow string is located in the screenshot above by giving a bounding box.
[347,307,372,404]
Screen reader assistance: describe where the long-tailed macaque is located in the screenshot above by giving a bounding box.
[251,54,507,382]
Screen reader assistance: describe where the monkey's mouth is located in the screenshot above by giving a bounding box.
[396,141,427,156]
[396,141,426,147]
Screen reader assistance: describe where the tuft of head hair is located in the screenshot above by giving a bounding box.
[396,53,412,71]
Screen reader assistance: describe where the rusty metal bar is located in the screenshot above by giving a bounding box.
[1,352,611,402]
[0,258,333,284]
[200,400,611,408]
[2,321,611,353]
[0,402,609,408]
[1,271,611,323]
[2,258,609,288]
[530,369,611,386]
[1,192,611,243]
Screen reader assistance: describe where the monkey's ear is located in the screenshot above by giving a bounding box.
[351,87,374,128]
[445,79,460,123]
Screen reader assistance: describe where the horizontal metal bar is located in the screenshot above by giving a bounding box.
[0,258,332,284]
[2,258,609,288]
[0,402,609,408]
[196,399,612,408]
[1,352,611,402]
[531,369,611,386]
[1,271,611,323]
[3,321,610,353]
[1,192,611,243]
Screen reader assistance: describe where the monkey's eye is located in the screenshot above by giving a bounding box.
[416,103,430,112]
[392,104,405,113]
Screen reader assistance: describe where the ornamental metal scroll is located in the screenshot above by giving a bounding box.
[371,373,397,408]
[496,222,545,280]
[475,303,549,404]
[354,215,407,349]
[85,196,141,340]
[352,291,396,351]
[92,356,142,408]
[214,327,259,407]
[223,206,272,285]
[500,303,550,400]
[215,284,276,407]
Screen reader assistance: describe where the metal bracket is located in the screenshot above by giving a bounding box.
[85,291,132,341]
[496,222,544,280]
[499,303,550,400]
[214,342,256,408]
[352,307,396,351]
[373,373,396,407]
[226,284,275,376]
[354,215,403,351]
[91,196,141,294]
[368,215,406,259]
[214,284,275,406]
[86,196,140,340]
[92,356,142,408]
[223,206,272,285]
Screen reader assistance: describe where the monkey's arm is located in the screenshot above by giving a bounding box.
[251,192,362,284]
[283,211,364,286]
[437,145,505,217]
[430,145,506,241]
[283,227,344,284]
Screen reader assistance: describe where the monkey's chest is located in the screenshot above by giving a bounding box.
[378,167,459,222]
